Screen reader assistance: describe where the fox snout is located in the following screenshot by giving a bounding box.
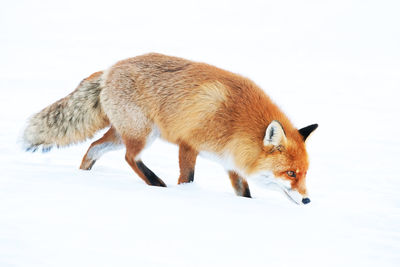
[284,187,311,205]
[289,185,311,205]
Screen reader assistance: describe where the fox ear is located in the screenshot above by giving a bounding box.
[298,124,318,141]
[264,120,287,147]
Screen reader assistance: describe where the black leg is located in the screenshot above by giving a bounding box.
[228,171,252,198]
[136,160,167,187]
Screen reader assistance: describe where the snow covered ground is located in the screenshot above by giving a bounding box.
[1,0,399,266]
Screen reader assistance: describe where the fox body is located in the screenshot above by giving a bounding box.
[23,53,317,204]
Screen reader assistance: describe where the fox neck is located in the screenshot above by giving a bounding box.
[220,138,263,178]
[199,148,249,179]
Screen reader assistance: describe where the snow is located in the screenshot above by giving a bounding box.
[1,0,400,266]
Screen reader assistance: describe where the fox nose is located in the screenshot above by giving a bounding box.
[302,198,311,204]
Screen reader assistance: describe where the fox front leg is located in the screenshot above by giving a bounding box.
[178,143,198,184]
[228,171,251,198]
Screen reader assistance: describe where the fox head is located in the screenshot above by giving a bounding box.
[250,120,318,205]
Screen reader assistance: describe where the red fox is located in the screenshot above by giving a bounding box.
[23,53,317,204]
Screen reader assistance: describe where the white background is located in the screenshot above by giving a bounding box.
[1,0,399,266]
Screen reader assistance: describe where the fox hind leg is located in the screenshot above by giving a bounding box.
[178,143,198,184]
[104,97,166,187]
[228,171,251,198]
[124,134,166,187]
[80,126,124,170]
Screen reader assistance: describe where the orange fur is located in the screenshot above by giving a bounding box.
[178,143,198,184]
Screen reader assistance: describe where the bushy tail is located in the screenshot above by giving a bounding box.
[23,71,110,152]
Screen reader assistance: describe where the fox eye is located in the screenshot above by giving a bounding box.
[286,171,296,178]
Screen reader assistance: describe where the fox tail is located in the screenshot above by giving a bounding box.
[23,71,110,152]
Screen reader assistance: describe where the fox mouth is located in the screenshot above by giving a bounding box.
[280,187,303,205]
[260,175,304,205]
[276,185,310,205]
[252,174,309,205]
